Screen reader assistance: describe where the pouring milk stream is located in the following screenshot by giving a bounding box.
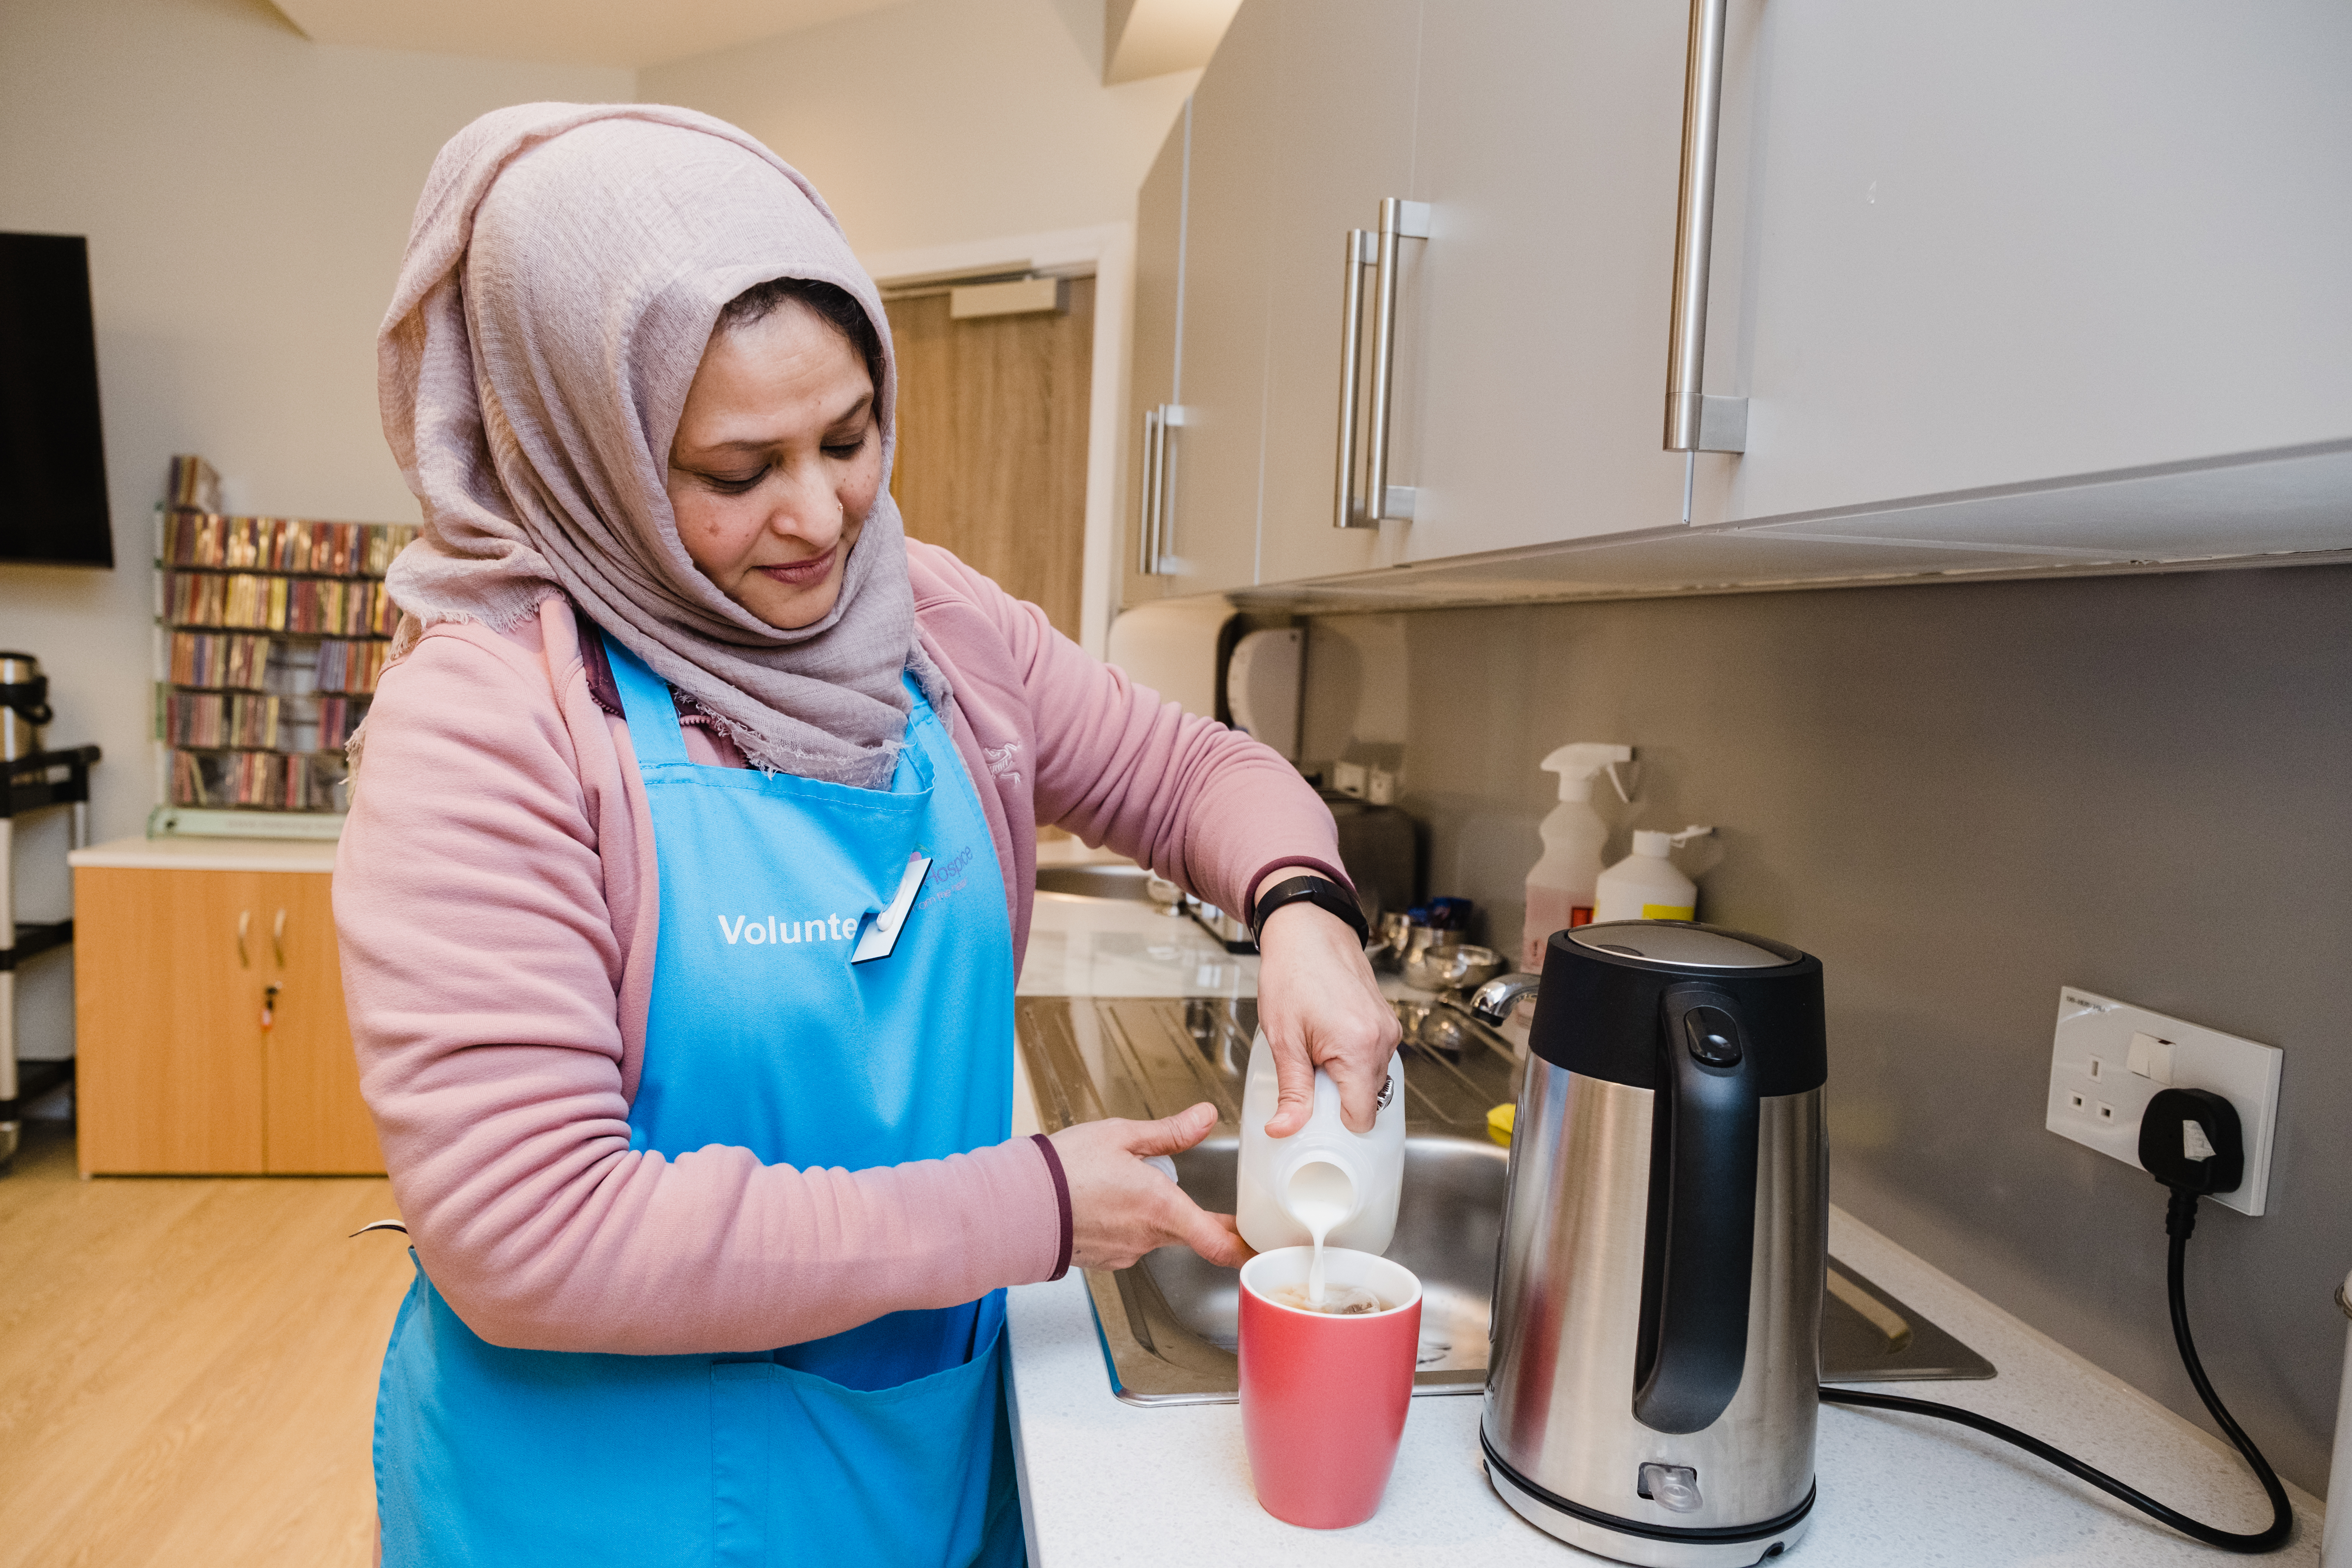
[1235,1031,1407,1308]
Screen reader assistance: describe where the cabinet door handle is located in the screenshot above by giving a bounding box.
[1139,405,1166,574]
[1664,0,1748,453]
[1141,403,1183,574]
[1366,197,1429,522]
[272,907,287,968]
[236,908,251,968]
[1334,228,1377,529]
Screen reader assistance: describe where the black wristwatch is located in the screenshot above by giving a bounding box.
[1249,874,1370,949]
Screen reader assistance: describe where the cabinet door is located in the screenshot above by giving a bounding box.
[1157,0,1280,596]
[1122,107,1188,610]
[259,872,381,1174]
[1724,0,2352,527]
[1251,0,1424,584]
[1403,0,1699,561]
[75,867,267,1173]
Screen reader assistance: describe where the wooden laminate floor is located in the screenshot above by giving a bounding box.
[0,1121,409,1567]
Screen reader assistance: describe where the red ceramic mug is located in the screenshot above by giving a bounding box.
[1237,1247,1423,1528]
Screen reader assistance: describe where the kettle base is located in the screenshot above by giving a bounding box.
[1484,1447,1812,1568]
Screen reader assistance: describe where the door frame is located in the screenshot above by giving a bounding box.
[864,222,1135,659]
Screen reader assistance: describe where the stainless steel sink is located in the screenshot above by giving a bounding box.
[1015,993,1993,1405]
[1134,1136,1507,1388]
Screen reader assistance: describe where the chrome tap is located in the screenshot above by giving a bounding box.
[1470,971,1541,1026]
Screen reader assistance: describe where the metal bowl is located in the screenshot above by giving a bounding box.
[1401,942,1507,993]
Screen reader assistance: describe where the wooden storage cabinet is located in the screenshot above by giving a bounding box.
[75,866,380,1174]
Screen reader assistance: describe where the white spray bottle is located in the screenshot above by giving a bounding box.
[1236,1031,1405,1302]
[1522,743,1632,971]
[1593,824,1714,922]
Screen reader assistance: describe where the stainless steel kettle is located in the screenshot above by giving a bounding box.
[1482,921,1827,1567]
[1,651,52,763]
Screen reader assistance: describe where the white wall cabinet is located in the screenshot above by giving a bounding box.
[1716,0,2352,553]
[1403,0,1706,561]
[1123,108,1187,609]
[1152,0,1280,600]
[1122,0,2352,610]
[1250,0,1422,586]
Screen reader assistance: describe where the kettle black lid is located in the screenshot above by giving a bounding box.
[1566,921,1800,971]
[1527,920,1826,1095]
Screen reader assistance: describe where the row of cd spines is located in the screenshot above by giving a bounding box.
[161,570,403,637]
[168,631,386,695]
[159,688,370,754]
[169,748,350,814]
[158,507,418,578]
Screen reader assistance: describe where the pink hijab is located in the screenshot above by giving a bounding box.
[378,102,932,787]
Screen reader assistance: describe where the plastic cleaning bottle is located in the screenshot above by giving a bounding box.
[1521,743,1632,970]
[1593,824,1713,922]
[1236,1031,1406,1293]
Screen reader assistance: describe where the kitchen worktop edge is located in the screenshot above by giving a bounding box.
[69,834,340,873]
[1006,1205,2323,1565]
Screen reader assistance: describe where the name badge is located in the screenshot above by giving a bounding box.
[850,853,934,964]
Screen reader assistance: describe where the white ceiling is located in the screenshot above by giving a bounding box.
[268,0,911,70]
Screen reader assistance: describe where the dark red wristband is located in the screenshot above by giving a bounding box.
[1030,1133,1073,1282]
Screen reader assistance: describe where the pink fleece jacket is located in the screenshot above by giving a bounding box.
[333,542,1346,1355]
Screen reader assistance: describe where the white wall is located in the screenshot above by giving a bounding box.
[643,0,1193,258]
[0,0,629,1055]
[0,0,1184,1061]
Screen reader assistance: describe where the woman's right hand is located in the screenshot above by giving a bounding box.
[1049,1102,1252,1271]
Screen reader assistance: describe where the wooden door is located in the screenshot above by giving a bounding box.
[888,276,1096,641]
[1123,107,1189,610]
[1723,0,2352,527]
[75,867,267,1173]
[1156,0,1281,596]
[1251,0,1423,585]
[259,873,380,1174]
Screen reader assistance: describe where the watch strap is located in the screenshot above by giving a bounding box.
[1249,873,1370,949]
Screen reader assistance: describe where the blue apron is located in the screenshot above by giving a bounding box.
[374,637,1023,1568]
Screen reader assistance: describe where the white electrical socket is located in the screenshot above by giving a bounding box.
[2044,987,2283,1217]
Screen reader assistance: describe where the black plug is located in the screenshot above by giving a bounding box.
[2138,1087,2245,1198]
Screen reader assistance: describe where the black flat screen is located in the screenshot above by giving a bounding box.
[0,233,113,568]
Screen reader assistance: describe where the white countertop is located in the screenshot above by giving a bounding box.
[1020,844,1257,1001]
[1003,879,2327,1566]
[68,834,338,873]
[1006,1207,2323,1565]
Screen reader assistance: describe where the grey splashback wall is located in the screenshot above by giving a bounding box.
[1300,563,2350,1494]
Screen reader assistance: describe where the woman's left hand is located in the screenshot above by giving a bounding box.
[1252,874,1402,1137]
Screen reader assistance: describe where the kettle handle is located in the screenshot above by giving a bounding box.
[1631,982,1761,1433]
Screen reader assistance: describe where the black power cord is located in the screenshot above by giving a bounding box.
[1820,1089,2295,1554]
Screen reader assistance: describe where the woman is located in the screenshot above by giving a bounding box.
[336,103,1398,1566]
